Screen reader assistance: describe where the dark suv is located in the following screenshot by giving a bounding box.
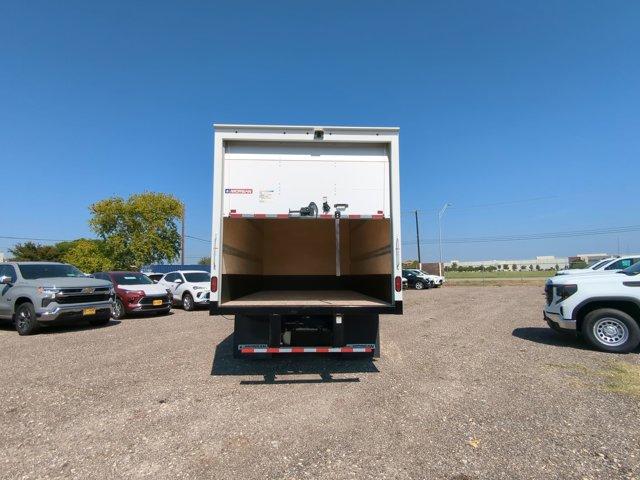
[401,269,433,290]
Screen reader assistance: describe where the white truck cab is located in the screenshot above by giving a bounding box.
[544,262,640,352]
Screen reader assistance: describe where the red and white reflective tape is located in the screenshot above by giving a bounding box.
[240,346,373,354]
[228,213,384,219]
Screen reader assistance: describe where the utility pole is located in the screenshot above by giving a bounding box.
[414,210,421,268]
[617,236,621,255]
[181,206,186,265]
[438,202,452,276]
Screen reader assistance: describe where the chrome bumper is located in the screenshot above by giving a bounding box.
[128,300,172,312]
[36,301,113,322]
[543,310,576,330]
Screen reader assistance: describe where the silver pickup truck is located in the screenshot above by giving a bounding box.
[0,262,114,335]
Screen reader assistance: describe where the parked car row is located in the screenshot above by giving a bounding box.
[0,261,212,335]
[544,255,640,353]
[402,269,446,290]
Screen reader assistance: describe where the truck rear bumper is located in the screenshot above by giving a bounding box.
[240,345,374,354]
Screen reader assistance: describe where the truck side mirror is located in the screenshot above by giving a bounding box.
[0,275,12,285]
[175,279,183,284]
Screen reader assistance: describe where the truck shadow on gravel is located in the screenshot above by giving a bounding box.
[0,319,121,335]
[210,334,379,384]
[512,327,640,353]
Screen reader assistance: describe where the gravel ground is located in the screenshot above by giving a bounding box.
[1,286,639,480]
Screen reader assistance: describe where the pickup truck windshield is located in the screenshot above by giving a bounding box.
[112,273,154,285]
[184,272,210,282]
[591,259,611,270]
[620,263,640,276]
[19,264,84,279]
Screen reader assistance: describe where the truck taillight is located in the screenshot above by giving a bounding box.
[211,276,218,293]
[395,276,402,292]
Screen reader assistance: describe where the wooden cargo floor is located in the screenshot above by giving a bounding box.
[222,290,390,307]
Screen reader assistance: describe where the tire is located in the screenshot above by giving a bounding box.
[14,302,39,336]
[582,308,640,353]
[112,299,126,320]
[182,293,195,311]
[89,316,110,326]
[414,281,424,290]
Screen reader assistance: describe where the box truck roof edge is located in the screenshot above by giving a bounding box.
[209,124,402,317]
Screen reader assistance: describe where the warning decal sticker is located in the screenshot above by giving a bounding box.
[225,188,253,194]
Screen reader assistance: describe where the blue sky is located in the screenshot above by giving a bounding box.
[1,1,638,263]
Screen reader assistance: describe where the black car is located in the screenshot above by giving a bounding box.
[402,269,433,290]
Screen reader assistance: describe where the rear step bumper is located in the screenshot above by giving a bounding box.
[240,345,374,354]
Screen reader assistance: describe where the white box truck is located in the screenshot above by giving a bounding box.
[209,124,402,357]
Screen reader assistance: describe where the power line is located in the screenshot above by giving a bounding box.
[401,195,560,215]
[185,235,211,243]
[403,224,640,245]
[0,235,74,242]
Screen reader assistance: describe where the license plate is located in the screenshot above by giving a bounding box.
[153,299,162,306]
[83,308,96,316]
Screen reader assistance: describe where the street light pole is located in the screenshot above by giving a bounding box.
[438,202,452,276]
[181,206,186,266]
[414,210,421,268]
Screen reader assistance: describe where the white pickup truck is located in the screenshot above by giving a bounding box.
[555,255,640,276]
[544,261,640,352]
[209,124,402,358]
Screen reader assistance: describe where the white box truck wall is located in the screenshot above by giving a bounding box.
[209,124,402,357]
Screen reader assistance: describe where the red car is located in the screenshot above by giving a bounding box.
[92,271,172,319]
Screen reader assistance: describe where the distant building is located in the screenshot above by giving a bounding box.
[445,255,570,271]
[0,252,4,262]
[573,253,611,264]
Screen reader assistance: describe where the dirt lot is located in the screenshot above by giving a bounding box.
[1,286,639,480]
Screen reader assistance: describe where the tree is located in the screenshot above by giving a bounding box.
[89,192,184,269]
[554,264,559,271]
[503,264,509,271]
[198,256,211,266]
[512,264,517,271]
[535,264,541,271]
[570,260,587,269]
[9,242,62,261]
[62,239,114,273]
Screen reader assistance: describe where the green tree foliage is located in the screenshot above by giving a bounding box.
[62,239,114,273]
[198,256,211,266]
[9,242,62,261]
[570,260,588,269]
[89,192,184,269]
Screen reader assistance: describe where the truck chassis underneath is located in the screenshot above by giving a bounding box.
[232,313,380,358]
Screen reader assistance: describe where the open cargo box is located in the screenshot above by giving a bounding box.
[218,217,394,312]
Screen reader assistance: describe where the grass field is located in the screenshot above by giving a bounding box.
[445,270,552,279]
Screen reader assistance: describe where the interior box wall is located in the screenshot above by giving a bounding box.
[221,218,392,304]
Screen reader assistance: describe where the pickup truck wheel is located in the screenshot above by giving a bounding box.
[582,308,640,353]
[14,303,39,336]
[182,293,194,311]
[414,281,424,290]
[112,299,125,320]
